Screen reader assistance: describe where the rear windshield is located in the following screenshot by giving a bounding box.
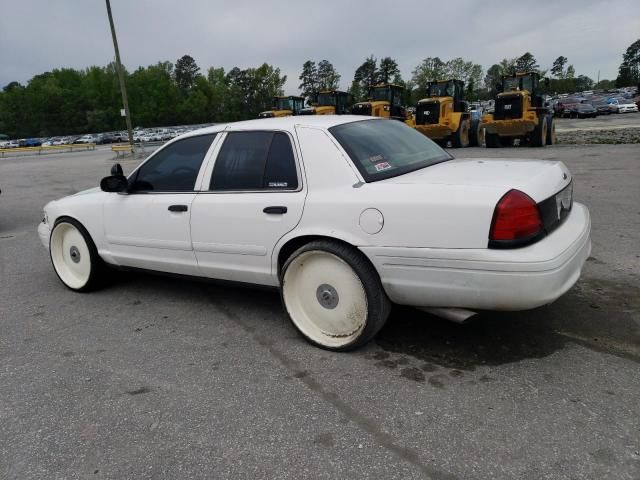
[329,119,451,182]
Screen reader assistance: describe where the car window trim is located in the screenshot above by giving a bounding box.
[201,129,303,194]
[126,132,220,195]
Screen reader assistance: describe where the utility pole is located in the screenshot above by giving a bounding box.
[105,0,134,149]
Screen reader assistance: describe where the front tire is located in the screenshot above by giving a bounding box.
[49,218,104,291]
[451,119,470,148]
[281,240,391,351]
[530,115,548,147]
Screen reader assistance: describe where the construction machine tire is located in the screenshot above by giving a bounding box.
[469,122,485,147]
[530,115,548,147]
[451,119,470,148]
[546,116,556,145]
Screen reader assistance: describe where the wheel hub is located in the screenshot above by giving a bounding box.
[316,283,339,309]
[69,246,81,263]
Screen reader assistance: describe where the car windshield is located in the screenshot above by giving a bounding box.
[329,119,452,182]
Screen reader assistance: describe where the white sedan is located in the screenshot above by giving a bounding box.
[38,116,591,350]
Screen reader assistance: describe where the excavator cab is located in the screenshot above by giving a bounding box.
[351,84,406,120]
[258,96,305,118]
[300,91,351,115]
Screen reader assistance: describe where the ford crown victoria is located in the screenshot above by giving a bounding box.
[39,116,591,350]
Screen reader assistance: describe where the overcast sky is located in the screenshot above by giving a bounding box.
[1,0,639,93]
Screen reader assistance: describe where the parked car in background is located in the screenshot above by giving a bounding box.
[569,103,598,119]
[555,98,582,117]
[75,135,98,144]
[616,99,639,113]
[591,99,616,115]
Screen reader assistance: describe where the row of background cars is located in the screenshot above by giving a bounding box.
[0,125,208,149]
[551,88,639,119]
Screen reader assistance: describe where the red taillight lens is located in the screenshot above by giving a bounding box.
[489,190,543,243]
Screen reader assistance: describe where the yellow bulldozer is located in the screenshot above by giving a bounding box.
[300,90,351,115]
[351,84,406,120]
[481,71,555,147]
[407,79,478,148]
[258,96,305,118]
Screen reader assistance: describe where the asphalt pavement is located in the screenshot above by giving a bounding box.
[1,142,639,479]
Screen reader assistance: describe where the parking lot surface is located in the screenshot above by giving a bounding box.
[1,144,639,479]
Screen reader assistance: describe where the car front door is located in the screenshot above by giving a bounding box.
[103,133,217,275]
[190,130,306,285]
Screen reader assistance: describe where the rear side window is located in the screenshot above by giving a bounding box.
[131,134,215,192]
[329,119,451,182]
[210,131,298,191]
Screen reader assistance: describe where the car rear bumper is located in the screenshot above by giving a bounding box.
[360,203,591,311]
[38,221,50,249]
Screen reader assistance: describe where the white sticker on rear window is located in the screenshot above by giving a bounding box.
[374,162,391,171]
[369,154,385,163]
[268,182,288,188]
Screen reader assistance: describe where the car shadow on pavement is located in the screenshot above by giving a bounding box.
[376,277,640,371]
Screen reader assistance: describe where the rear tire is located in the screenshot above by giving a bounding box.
[281,240,391,351]
[530,115,548,147]
[469,122,484,147]
[451,119,470,148]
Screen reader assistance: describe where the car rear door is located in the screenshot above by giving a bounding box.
[190,130,306,286]
[103,134,218,275]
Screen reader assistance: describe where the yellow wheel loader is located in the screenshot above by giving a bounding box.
[481,72,555,148]
[407,79,473,148]
[300,90,351,115]
[351,84,406,120]
[258,96,305,118]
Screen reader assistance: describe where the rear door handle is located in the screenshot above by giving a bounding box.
[263,206,287,214]
[168,204,188,212]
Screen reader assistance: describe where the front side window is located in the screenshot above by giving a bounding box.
[130,134,215,192]
[210,131,298,191]
[329,119,451,182]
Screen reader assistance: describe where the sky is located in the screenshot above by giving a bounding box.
[1,0,639,94]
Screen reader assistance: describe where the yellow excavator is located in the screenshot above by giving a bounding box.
[300,90,351,115]
[406,79,474,148]
[258,96,305,118]
[481,71,555,147]
[351,84,406,120]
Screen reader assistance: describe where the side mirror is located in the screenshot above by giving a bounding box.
[110,163,123,176]
[100,175,128,193]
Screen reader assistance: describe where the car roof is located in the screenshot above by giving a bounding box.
[181,115,378,138]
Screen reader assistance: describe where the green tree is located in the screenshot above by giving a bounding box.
[316,60,341,91]
[551,56,567,78]
[174,55,201,91]
[353,55,378,92]
[566,65,576,79]
[516,52,539,72]
[411,57,446,96]
[377,57,400,84]
[616,39,640,87]
[298,60,317,101]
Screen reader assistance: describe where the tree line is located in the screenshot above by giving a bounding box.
[1,39,638,138]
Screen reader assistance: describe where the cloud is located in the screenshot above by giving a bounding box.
[1,0,639,92]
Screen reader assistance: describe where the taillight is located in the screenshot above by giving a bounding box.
[489,190,543,248]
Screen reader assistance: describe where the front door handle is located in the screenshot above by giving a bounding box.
[168,204,188,212]
[263,206,287,214]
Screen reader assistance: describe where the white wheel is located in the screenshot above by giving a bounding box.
[50,221,94,290]
[281,241,391,350]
